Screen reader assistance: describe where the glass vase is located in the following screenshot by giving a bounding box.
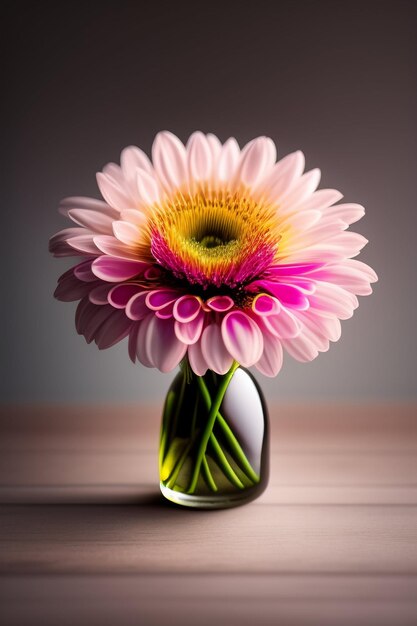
[159,362,269,509]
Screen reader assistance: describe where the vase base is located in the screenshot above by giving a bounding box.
[160,482,266,509]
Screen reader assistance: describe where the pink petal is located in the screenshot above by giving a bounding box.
[59,196,119,219]
[281,334,319,362]
[49,227,89,257]
[67,235,101,256]
[217,137,240,182]
[108,283,143,309]
[323,203,365,226]
[126,291,149,321]
[201,323,234,375]
[206,133,222,172]
[174,311,205,344]
[128,324,140,363]
[308,283,358,320]
[112,220,141,246]
[96,172,133,211]
[92,256,148,282]
[94,310,133,349]
[255,330,283,377]
[88,283,113,305]
[280,168,321,208]
[173,295,202,322]
[300,189,344,212]
[136,314,155,367]
[146,289,180,310]
[236,136,276,188]
[264,151,305,202]
[252,294,280,316]
[121,145,153,178]
[73,260,96,282]
[206,295,234,312]
[155,301,175,319]
[68,209,114,234]
[54,273,96,302]
[93,235,141,260]
[265,263,324,277]
[187,131,212,181]
[188,340,209,376]
[136,169,161,206]
[152,131,187,192]
[76,300,113,343]
[249,280,309,310]
[262,307,301,339]
[144,316,187,373]
[221,311,263,367]
[120,209,147,228]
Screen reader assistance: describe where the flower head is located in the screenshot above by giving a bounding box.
[50,131,377,376]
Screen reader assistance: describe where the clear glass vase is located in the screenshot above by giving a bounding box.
[159,362,269,509]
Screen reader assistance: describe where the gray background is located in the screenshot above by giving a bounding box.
[3,0,416,403]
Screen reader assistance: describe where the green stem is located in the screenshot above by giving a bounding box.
[165,438,194,489]
[168,370,186,456]
[187,362,239,494]
[159,389,175,469]
[209,432,244,489]
[202,456,217,491]
[197,375,260,484]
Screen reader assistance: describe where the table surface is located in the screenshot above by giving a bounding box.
[1,403,416,626]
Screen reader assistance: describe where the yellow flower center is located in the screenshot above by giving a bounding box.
[147,189,280,288]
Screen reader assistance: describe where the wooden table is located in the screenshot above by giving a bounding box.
[1,404,416,625]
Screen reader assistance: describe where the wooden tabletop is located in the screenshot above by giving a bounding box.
[1,404,416,626]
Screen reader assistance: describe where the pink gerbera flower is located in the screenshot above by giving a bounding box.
[50,131,377,376]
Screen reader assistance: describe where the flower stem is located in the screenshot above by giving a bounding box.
[202,456,217,491]
[196,375,260,484]
[187,361,239,494]
[209,432,244,489]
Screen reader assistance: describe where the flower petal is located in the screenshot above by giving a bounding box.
[108,283,143,309]
[112,220,141,246]
[173,295,202,322]
[68,209,114,234]
[201,323,234,374]
[59,196,119,219]
[252,294,280,316]
[264,150,305,202]
[144,316,187,372]
[121,145,153,178]
[94,310,133,349]
[249,280,309,310]
[49,227,89,257]
[255,330,283,377]
[136,169,161,207]
[128,323,140,363]
[237,136,276,188]
[92,256,148,282]
[93,235,141,260]
[96,172,133,211]
[136,314,155,367]
[174,311,205,344]
[188,340,209,376]
[119,209,147,228]
[67,235,101,255]
[206,295,234,312]
[146,290,179,310]
[88,283,113,305]
[187,131,212,181]
[126,291,149,321]
[152,131,187,192]
[221,311,263,367]
[217,137,240,182]
[262,307,301,339]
